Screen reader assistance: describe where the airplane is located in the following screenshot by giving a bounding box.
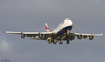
[4,18,103,44]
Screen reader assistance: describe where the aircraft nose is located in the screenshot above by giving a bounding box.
[65,18,73,26]
[67,19,73,26]
[70,20,73,25]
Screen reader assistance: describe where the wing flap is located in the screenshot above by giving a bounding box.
[30,38,46,40]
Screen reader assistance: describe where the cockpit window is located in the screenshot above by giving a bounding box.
[66,18,70,20]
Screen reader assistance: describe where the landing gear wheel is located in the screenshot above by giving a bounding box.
[66,40,70,44]
[59,42,63,44]
[21,34,25,38]
[53,41,57,44]
[48,41,52,44]
[66,42,70,44]
[53,42,57,44]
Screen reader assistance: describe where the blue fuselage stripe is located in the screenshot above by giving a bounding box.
[57,26,72,35]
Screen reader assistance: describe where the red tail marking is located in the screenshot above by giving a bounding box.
[45,26,50,32]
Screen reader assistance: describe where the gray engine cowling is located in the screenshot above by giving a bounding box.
[21,34,26,38]
[89,35,94,40]
[39,34,45,38]
[77,35,83,40]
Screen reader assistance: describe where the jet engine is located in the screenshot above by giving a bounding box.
[89,35,94,40]
[39,34,45,38]
[21,34,26,38]
[77,35,83,40]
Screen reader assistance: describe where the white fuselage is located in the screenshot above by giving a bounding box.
[52,18,73,35]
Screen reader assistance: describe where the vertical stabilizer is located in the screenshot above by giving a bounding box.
[45,23,50,32]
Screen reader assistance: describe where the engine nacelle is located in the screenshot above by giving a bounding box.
[89,36,94,40]
[21,34,26,38]
[39,34,45,38]
[77,35,83,40]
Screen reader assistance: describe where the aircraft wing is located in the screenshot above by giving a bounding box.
[73,33,103,36]
[4,31,22,34]
[4,31,40,35]
[4,31,56,37]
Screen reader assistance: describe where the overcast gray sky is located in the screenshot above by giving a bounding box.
[0,0,105,62]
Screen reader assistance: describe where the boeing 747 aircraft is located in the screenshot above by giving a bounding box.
[4,18,103,44]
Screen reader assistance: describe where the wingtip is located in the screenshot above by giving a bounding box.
[3,30,5,33]
[101,33,103,35]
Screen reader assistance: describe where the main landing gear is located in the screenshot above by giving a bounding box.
[53,40,58,44]
[59,41,70,44]
[59,40,70,44]
[66,40,70,44]
[47,36,71,44]
[59,41,63,44]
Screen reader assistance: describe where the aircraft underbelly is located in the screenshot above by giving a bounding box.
[57,26,72,35]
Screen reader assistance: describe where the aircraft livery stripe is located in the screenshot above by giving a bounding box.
[57,26,72,35]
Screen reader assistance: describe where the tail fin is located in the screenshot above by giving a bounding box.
[45,23,50,32]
